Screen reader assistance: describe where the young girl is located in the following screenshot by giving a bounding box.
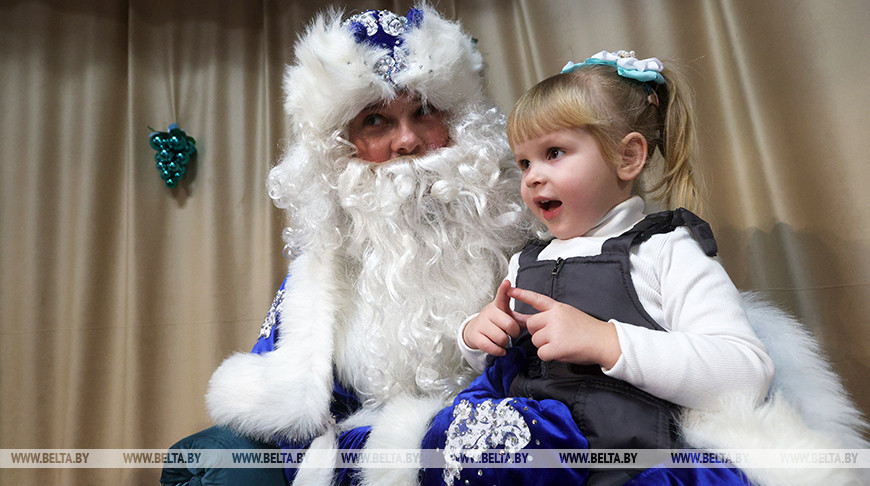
[421,50,774,486]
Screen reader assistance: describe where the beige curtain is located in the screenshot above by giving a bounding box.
[1,0,868,483]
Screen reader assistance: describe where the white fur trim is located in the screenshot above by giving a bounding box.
[681,393,863,485]
[283,5,486,140]
[392,6,484,115]
[679,292,869,485]
[358,395,447,486]
[206,252,339,442]
[293,425,339,486]
[741,292,868,448]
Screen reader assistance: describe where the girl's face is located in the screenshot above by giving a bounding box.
[346,93,450,163]
[513,127,633,239]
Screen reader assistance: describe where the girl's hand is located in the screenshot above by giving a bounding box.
[508,287,622,369]
[463,280,522,356]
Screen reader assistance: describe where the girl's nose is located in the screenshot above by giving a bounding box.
[524,162,545,186]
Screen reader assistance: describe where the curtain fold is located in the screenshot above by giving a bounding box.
[1,1,868,483]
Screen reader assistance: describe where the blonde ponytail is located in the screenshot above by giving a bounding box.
[649,64,706,216]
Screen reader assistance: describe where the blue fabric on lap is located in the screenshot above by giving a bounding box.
[421,347,589,485]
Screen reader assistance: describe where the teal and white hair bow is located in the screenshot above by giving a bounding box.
[562,49,665,84]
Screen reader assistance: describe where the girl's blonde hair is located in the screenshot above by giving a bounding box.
[507,61,705,215]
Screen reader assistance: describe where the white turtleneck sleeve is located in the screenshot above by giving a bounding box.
[603,226,773,409]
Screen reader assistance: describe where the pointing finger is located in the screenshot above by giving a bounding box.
[507,287,558,313]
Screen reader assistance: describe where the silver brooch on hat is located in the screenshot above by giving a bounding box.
[343,8,424,84]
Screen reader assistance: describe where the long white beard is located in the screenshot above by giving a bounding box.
[268,107,533,407]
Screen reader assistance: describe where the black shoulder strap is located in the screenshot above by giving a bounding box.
[601,208,718,257]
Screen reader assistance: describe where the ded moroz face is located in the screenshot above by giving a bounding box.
[346,93,450,163]
[513,127,633,240]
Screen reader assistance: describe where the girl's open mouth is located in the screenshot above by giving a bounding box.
[538,199,562,220]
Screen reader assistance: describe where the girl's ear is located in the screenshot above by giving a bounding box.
[617,132,647,182]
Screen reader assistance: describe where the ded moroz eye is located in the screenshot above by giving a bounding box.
[363,114,386,126]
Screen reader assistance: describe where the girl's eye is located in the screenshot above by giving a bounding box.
[517,159,530,170]
[546,148,564,160]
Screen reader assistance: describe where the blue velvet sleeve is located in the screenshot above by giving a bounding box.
[251,275,288,355]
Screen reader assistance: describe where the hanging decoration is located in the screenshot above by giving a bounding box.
[149,123,196,188]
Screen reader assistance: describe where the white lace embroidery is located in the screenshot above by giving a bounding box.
[442,398,531,486]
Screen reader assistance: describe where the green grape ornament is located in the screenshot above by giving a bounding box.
[149,124,196,188]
